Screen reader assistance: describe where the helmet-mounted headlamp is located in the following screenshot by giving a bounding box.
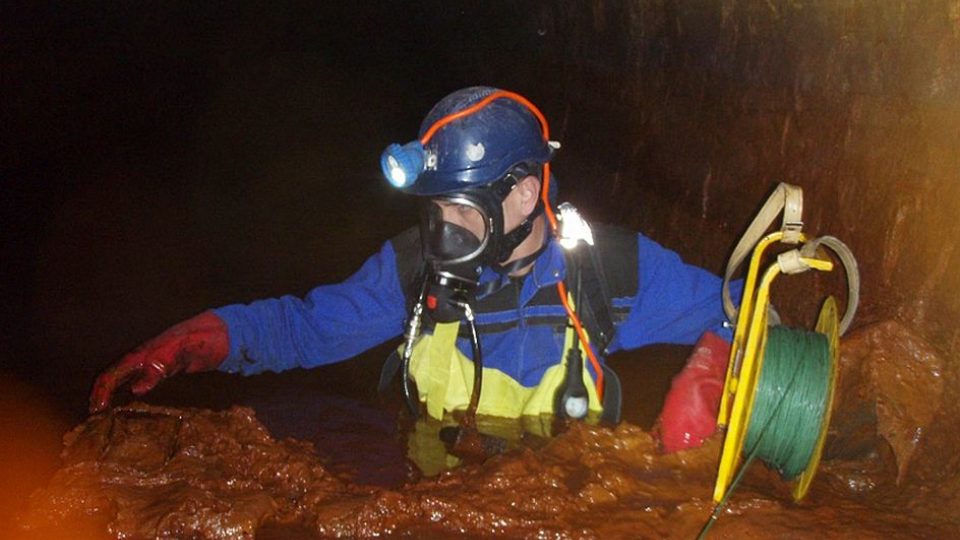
[381,141,426,189]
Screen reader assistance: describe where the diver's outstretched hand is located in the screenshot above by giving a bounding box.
[89,311,230,413]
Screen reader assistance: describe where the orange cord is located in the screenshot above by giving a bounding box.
[420,90,551,145]
[422,90,605,402]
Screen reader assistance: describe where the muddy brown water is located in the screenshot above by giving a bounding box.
[11,325,960,538]
[172,343,692,488]
[5,344,689,538]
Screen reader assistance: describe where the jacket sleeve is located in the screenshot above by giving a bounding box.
[608,234,742,351]
[212,239,409,375]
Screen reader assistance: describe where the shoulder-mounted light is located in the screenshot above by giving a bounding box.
[557,202,594,250]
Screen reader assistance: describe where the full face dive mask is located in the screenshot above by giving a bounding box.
[419,167,545,322]
[419,194,488,323]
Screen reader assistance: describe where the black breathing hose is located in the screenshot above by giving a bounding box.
[400,277,429,417]
[461,303,483,414]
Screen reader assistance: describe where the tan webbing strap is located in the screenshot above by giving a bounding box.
[723,183,804,322]
[800,235,860,335]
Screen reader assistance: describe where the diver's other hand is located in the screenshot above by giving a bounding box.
[656,330,730,453]
[88,311,229,414]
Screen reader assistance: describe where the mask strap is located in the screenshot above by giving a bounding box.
[489,163,544,263]
[478,233,549,297]
[490,229,549,276]
[495,201,543,260]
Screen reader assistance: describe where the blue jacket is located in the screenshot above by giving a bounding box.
[214,225,738,388]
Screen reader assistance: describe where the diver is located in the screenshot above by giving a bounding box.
[89,86,737,454]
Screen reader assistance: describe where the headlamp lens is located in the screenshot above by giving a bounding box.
[387,156,406,186]
[380,141,425,189]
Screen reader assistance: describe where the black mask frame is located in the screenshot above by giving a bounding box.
[419,164,544,283]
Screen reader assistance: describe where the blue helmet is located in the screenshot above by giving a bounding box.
[381,87,553,196]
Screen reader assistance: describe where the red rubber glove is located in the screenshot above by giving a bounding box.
[657,330,730,453]
[89,311,230,413]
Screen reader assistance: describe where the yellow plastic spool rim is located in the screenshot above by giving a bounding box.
[792,296,839,500]
[713,320,769,501]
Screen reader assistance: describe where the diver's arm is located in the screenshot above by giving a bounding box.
[606,233,740,452]
[212,239,408,375]
[608,233,741,351]
[89,240,408,413]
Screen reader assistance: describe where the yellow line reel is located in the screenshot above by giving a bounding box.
[713,184,857,504]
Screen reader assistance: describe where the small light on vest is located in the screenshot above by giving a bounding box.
[557,202,594,250]
[564,396,589,419]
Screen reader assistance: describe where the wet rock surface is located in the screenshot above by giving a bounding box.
[833,320,945,483]
[18,321,960,539]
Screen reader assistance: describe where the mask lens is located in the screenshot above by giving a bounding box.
[421,199,489,264]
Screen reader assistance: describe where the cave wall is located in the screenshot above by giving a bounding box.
[518,0,960,355]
